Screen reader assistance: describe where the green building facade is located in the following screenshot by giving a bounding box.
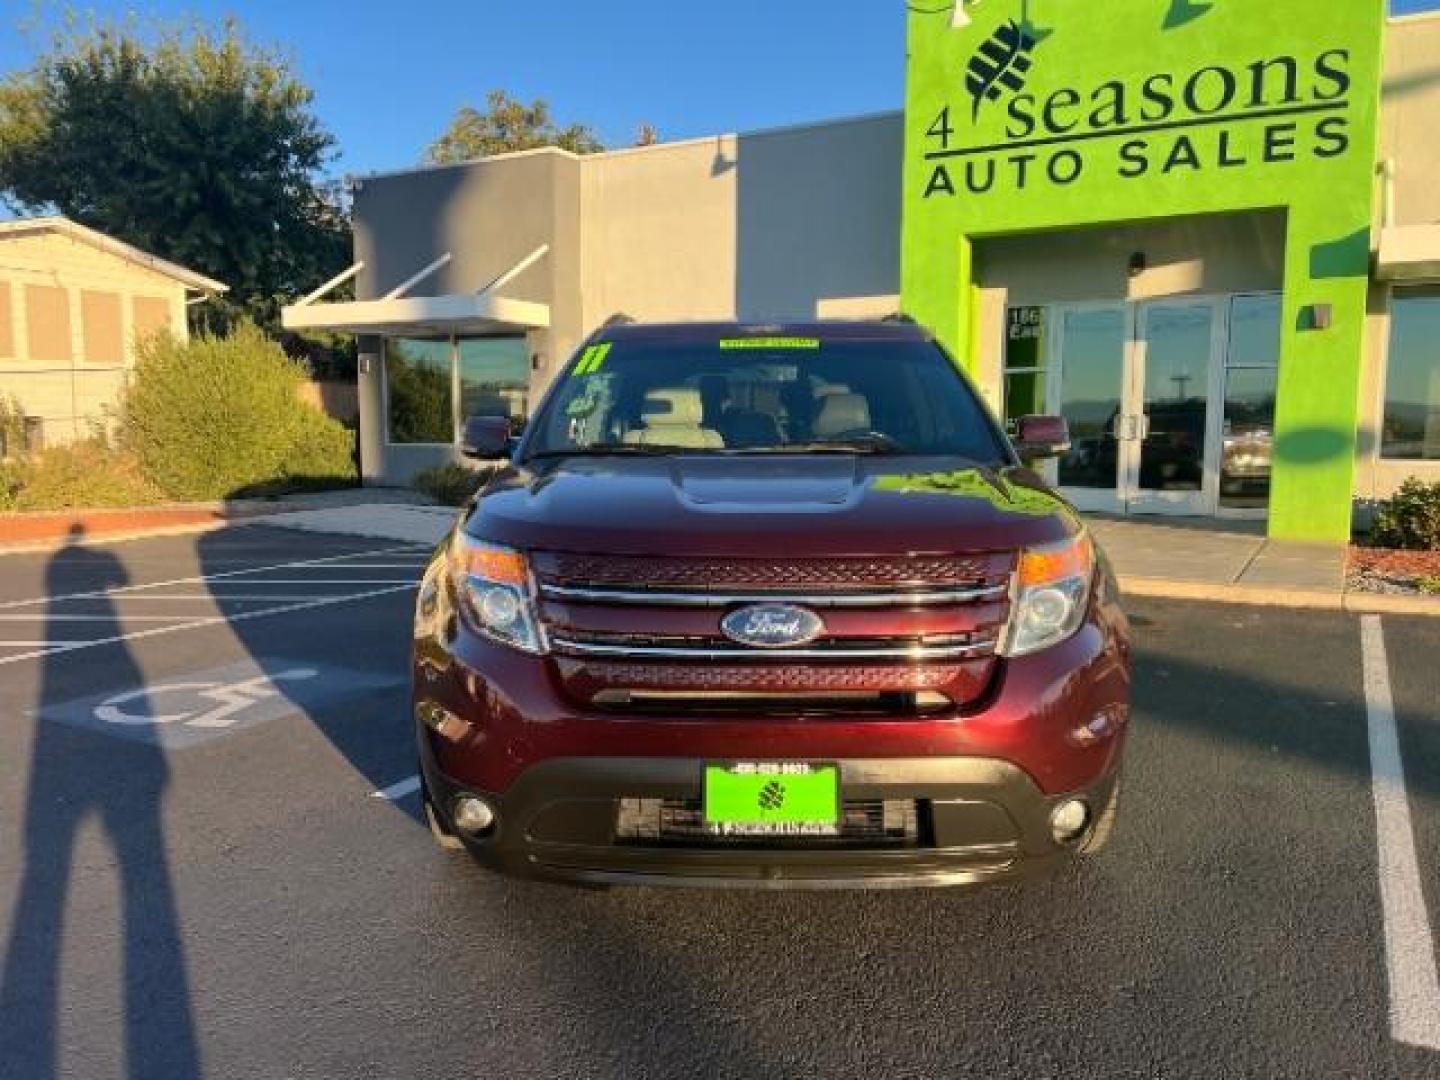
[902,0,1388,541]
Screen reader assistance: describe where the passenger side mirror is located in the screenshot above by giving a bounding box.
[461,415,513,460]
[1014,415,1071,462]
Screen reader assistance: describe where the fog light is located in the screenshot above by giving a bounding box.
[1050,799,1090,844]
[453,795,495,834]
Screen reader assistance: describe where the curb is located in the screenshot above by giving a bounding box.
[1120,576,1440,617]
[0,518,239,556]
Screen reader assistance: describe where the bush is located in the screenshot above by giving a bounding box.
[413,463,490,507]
[5,440,164,511]
[121,324,356,500]
[1370,478,1440,551]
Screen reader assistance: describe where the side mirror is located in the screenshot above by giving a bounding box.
[461,415,513,460]
[1014,415,1072,461]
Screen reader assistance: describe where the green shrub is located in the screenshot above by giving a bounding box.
[1370,478,1440,552]
[0,460,24,511]
[0,396,29,461]
[121,324,357,500]
[9,441,164,511]
[1419,576,1440,596]
[413,463,489,507]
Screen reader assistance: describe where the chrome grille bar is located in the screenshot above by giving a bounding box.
[539,583,1008,609]
[548,637,998,662]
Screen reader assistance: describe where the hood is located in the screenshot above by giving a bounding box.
[464,456,1080,557]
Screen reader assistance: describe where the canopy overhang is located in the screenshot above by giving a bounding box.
[281,244,551,337]
[1376,225,1440,283]
[281,292,550,337]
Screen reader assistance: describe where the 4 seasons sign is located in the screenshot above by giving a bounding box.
[924,37,1357,199]
[900,0,1386,543]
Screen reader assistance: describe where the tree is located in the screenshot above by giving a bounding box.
[0,15,349,334]
[425,90,603,164]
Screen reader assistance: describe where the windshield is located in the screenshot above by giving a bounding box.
[524,334,1009,462]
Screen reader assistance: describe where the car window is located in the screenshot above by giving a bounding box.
[526,336,1008,462]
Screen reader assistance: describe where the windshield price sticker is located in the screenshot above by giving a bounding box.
[719,337,821,351]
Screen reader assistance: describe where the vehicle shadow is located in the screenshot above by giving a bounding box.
[194,522,432,817]
[0,527,200,1080]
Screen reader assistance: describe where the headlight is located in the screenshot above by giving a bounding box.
[1000,533,1094,658]
[449,534,547,655]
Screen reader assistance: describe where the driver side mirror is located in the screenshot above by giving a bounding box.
[1014,415,1071,462]
[461,415,513,460]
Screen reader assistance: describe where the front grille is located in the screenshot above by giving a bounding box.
[535,548,1014,708]
[616,798,921,848]
[531,552,1010,591]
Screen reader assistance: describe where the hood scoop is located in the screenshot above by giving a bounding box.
[669,457,863,513]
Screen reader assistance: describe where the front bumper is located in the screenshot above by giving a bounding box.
[420,752,1122,889]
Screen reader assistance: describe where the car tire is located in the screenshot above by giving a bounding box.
[422,783,465,852]
[1079,777,1121,857]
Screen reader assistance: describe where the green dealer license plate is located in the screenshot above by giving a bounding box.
[703,763,840,837]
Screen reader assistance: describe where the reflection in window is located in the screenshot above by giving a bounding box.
[1383,291,1440,461]
[1220,295,1281,510]
[386,338,453,444]
[459,337,529,424]
[1057,308,1126,491]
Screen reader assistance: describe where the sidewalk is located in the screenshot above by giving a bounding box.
[1086,515,1437,615]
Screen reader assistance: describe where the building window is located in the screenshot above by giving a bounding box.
[25,284,71,363]
[1219,294,1281,510]
[81,290,124,365]
[0,282,14,358]
[385,334,530,445]
[458,337,529,423]
[1382,289,1440,461]
[1002,306,1046,434]
[385,337,453,444]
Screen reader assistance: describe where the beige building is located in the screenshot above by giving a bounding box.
[0,217,226,448]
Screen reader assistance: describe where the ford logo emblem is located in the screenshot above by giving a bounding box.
[720,604,825,649]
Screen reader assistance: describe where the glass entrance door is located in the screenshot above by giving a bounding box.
[1050,306,1129,514]
[1042,299,1226,516]
[1127,299,1223,516]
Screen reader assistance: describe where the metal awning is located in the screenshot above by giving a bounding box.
[1377,225,1440,283]
[281,245,551,336]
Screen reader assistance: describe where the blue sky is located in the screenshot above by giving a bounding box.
[1,1,1437,180]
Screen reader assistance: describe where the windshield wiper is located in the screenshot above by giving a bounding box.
[731,434,909,455]
[527,443,699,459]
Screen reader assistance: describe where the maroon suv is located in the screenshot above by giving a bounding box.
[413,320,1132,889]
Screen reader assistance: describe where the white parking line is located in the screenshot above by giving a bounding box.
[205,579,419,585]
[103,594,411,602]
[0,583,416,668]
[0,640,95,647]
[1361,615,1440,1051]
[0,544,429,612]
[0,614,194,622]
[371,775,422,801]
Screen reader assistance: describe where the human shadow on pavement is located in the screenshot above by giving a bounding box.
[0,527,200,1080]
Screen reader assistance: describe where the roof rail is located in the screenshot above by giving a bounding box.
[603,312,636,328]
[881,311,917,325]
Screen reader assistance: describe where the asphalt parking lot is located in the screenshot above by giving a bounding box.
[0,524,1438,1079]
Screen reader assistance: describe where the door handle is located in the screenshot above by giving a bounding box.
[1136,414,1151,441]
